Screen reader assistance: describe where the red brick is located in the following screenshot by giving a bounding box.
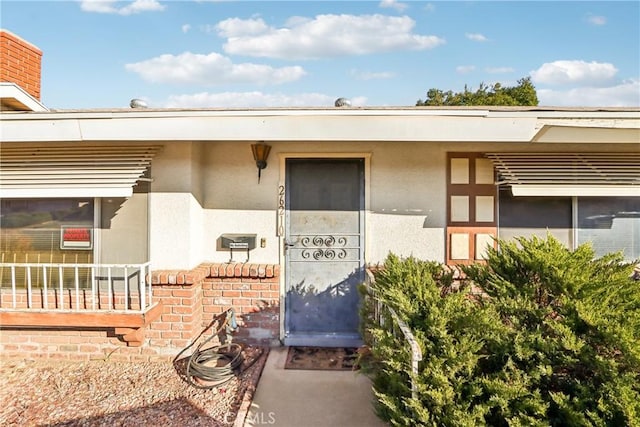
[79,345,100,353]
[172,289,193,298]
[150,322,171,331]
[170,339,189,348]
[242,264,251,277]
[149,339,170,347]
[203,289,222,297]
[161,314,181,322]
[265,265,274,277]
[152,289,172,297]
[161,331,182,339]
[222,290,241,297]
[172,306,193,314]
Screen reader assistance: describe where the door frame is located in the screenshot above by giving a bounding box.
[277,152,372,344]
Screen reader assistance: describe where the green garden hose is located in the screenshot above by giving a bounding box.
[174,308,260,389]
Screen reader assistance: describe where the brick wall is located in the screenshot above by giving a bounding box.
[202,263,280,346]
[0,263,280,362]
[0,30,42,100]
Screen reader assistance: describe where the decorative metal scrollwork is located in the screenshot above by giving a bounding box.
[300,235,347,248]
[301,248,348,260]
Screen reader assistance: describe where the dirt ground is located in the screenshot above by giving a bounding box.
[0,346,268,427]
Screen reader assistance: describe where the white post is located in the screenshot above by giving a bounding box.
[59,266,64,309]
[11,265,16,308]
[107,267,112,310]
[124,266,129,310]
[42,265,48,309]
[26,265,32,308]
[91,266,96,311]
[74,266,80,310]
[139,264,146,311]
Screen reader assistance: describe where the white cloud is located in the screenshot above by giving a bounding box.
[350,69,395,80]
[164,91,368,108]
[215,17,270,37]
[485,67,514,74]
[465,33,488,42]
[79,0,165,15]
[587,14,607,26]
[219,14,445,60]
[125,52,306,85]
[531,60,618,86]
[182,24,191,33]
[537,79,640,107]
[379,0,408,13]
[456,65,476,74]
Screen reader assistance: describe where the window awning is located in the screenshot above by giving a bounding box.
[485,152,640,197]
[0,144,162,198]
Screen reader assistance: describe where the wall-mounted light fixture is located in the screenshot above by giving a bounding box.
[251,141,271,183]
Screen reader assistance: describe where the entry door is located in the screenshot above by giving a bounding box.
[284,158,364,347]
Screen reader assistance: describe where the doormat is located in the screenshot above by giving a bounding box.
[284,346,359,371]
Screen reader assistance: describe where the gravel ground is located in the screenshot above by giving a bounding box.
[0,346,268,427]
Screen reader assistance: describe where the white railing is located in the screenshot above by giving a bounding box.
[365,269,423,399]
[0,262,152,313]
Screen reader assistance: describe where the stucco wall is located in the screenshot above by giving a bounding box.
[147,141,639,270]
[149,141,452,268]
[148,192,203,269]
[99,194,148,264]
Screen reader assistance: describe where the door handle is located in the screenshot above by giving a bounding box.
[284,240,295,251]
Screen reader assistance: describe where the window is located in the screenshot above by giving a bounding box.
[0,199,95,287]
[498,190,640,261]
[578,197,640,260]
[498,187,573,247]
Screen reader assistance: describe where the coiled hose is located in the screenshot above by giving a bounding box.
[174,308,260,389]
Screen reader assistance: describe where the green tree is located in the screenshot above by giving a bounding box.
[417,77,538,106]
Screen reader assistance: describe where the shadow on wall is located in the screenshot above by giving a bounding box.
[286,268,363,334]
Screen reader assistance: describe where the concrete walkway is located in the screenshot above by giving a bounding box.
[244,347,388,427]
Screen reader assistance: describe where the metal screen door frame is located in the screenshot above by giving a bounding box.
[278,153,370,347]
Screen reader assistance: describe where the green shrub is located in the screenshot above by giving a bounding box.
[361,254,506,426]
[361,236,640,426]
[465,236,640,426]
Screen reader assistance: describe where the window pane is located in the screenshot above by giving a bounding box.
[578,197,640,260]
[0,199,94,288]
[498,187,572,246]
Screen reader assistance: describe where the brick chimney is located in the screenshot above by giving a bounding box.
[0,29,42,100]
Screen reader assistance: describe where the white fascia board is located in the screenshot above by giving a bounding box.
[1,115,539,143]
[0,118,83,142]
[78,116,539,142]
[0,83,49,112]
[511,185,640,197]
[532,125,640,144]
[0,187,133,198]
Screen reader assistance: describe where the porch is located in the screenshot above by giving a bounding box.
[0,262,281,361]
[0,261,161,346]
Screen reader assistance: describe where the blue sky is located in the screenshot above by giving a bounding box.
[2,0,639,109]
